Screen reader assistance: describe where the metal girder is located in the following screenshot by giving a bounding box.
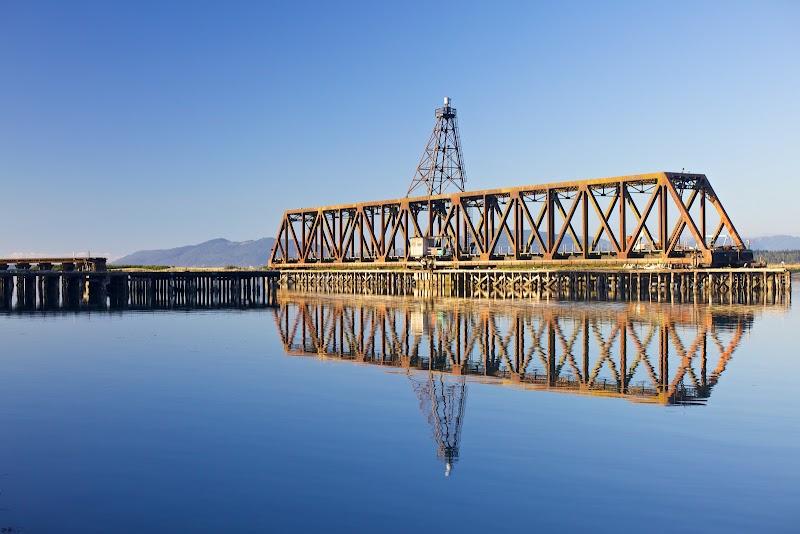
[269,172,747,268]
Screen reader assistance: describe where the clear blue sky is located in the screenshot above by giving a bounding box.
[2,1,798,257]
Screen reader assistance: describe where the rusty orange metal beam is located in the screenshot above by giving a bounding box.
[269,172,748,268]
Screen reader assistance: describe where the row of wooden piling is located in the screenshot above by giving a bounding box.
[281,270,417,296]
[0,270,280,310]
[280,268,793,302]
[2,267,791,309]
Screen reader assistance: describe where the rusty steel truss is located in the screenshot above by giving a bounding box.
[270,172,748,269]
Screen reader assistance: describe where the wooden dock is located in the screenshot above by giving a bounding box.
[0,269,280,310]
[0,254,791,309]
[280,267,792,302]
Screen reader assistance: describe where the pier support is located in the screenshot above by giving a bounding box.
[41,274,60,308]
[279,268,792,302]
[0,275,13,309]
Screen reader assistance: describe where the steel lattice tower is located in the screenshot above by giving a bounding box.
[407,96,467,197]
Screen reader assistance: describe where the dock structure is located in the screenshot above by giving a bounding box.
[279,267,791,302]
[121,271,279,309]
[0,261,280,310]
[0,257,108,272]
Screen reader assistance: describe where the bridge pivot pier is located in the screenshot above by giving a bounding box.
[280,267,791,303]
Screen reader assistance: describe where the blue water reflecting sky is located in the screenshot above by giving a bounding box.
[1,292,798,532]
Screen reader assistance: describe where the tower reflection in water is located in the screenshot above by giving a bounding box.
[409,373,466,476]
[273,292,782,474]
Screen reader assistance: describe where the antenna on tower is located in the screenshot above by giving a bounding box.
[407,96,467,197]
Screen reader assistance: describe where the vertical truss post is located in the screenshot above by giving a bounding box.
[659,182,668,253]
[700,188,707,247]
[619,182,628,258]
[582,187,589,259]
[482,195,490,262]
[546,188,555,260]
[513,192,521,260]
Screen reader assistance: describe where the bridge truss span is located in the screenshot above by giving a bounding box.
[269,172,747,269]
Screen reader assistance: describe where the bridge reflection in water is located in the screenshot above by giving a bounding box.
[273,292,781,473]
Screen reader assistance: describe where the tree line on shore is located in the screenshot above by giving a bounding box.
[753,250,800,265]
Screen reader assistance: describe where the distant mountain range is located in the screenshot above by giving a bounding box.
[111,234,800,267]
[113,238,275,267]
[747,235,800,251]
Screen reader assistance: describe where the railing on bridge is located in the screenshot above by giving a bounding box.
[269,172,749,269]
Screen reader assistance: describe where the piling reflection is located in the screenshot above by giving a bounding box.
[274,292,785,472]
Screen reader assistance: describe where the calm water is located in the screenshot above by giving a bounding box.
[1,287,798,533]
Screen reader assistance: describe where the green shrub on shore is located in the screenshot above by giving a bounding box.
[109,264,174,271]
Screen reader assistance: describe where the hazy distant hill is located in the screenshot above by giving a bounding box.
[112,233,800,267]
[747,235,800,251]
[113,238,275,267]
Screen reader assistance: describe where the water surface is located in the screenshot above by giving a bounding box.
[0,288,797,532]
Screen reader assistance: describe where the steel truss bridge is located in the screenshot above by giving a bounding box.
[273,293,771,405]
[270,172,748,269]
